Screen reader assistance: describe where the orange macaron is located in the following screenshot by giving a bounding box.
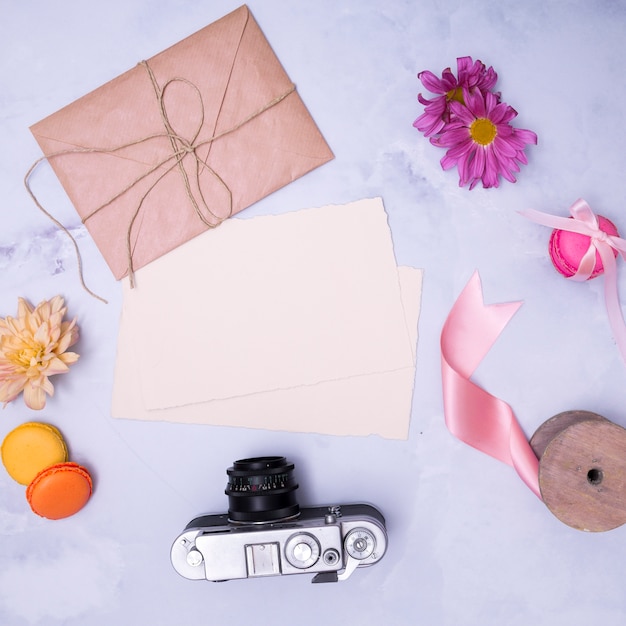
[26,462,93,520]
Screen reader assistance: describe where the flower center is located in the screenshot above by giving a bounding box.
[13,345,45,371]
[446,87,464,104]
[469,118,497,146]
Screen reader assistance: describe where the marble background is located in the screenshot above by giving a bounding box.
[3,1,626,624]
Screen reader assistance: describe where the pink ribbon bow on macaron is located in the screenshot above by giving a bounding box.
[521,199,626,366]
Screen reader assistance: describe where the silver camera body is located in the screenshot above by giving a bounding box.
[170,457,387,583]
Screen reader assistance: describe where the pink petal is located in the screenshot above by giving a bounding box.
[443,139,474,159]
[515,150,529,166]
[436,127,471,146]
[419,94,447,112]
[441,153,459,170]
[439,68,458,91]
[457,147,476,185]
[491,149,518,183]
[456,56,474,81]
[494,123,514,139]
[419,70,447,94]
[470,146,487,180]
[500,165,518,183]
[477,67,498,92]
[514,128,538,145]
[464,88,486,117]
[490,102,516,125]
[483,149,502,187]
[484,91,499,115]
[414,108,447,137]
[456,56,473,71]
[493,136,518,158]
[417,93,435,106]
[449,101,476,125]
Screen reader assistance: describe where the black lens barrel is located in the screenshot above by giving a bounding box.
[226,456,300,523]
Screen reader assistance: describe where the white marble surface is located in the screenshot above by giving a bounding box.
[3,1,626,624]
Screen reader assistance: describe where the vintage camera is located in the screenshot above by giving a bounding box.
[170,456,387,583]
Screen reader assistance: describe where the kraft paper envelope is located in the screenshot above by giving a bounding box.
[30,5,333,280]
[112,198,422,439]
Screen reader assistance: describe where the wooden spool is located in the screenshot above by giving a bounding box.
[529,410,626,532]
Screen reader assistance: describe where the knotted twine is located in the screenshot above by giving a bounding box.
[24,60,296,303]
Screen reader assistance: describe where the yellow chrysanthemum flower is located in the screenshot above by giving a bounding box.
[0,296,79,410]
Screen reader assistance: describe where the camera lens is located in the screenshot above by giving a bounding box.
[226,456,300,523]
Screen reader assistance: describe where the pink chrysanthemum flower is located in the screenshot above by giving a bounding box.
[0,296,79,410]
[413,56,498,137]
[431,88,537,189]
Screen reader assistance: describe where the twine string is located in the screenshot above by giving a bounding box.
[24,59,296,298]
[23,157,109,303]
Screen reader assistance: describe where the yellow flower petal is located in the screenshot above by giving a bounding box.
[23,382,46,410]
[35,299,51,320]
[44,356,70,375]
[17,298,34,317]
[0,377,26,402]
[0,296,79,409]
[49,296,65,315]
[33,322,50,346]
[57,323,79,353]
[58,351,79,365]
[38,376,55,396]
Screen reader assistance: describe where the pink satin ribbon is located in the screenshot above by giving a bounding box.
[521,199,626,366]
[441,272,541,498]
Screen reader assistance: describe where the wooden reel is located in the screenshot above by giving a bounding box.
[530,410,626,532]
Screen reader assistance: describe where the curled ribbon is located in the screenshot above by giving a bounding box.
[441,272,541,498]
[24,60,296,301]
[520,199,626,367]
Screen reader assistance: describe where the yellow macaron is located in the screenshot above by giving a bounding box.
[1,422,69,485]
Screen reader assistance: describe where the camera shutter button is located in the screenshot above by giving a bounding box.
[285,533,320,569]
[293,542,312,562]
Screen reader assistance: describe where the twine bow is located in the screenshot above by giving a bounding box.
[521,199,626,366]
[24,61,296,302]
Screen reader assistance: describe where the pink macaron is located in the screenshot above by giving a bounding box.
[548,215,619,279]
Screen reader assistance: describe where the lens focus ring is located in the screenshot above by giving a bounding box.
[226,456,300,523]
